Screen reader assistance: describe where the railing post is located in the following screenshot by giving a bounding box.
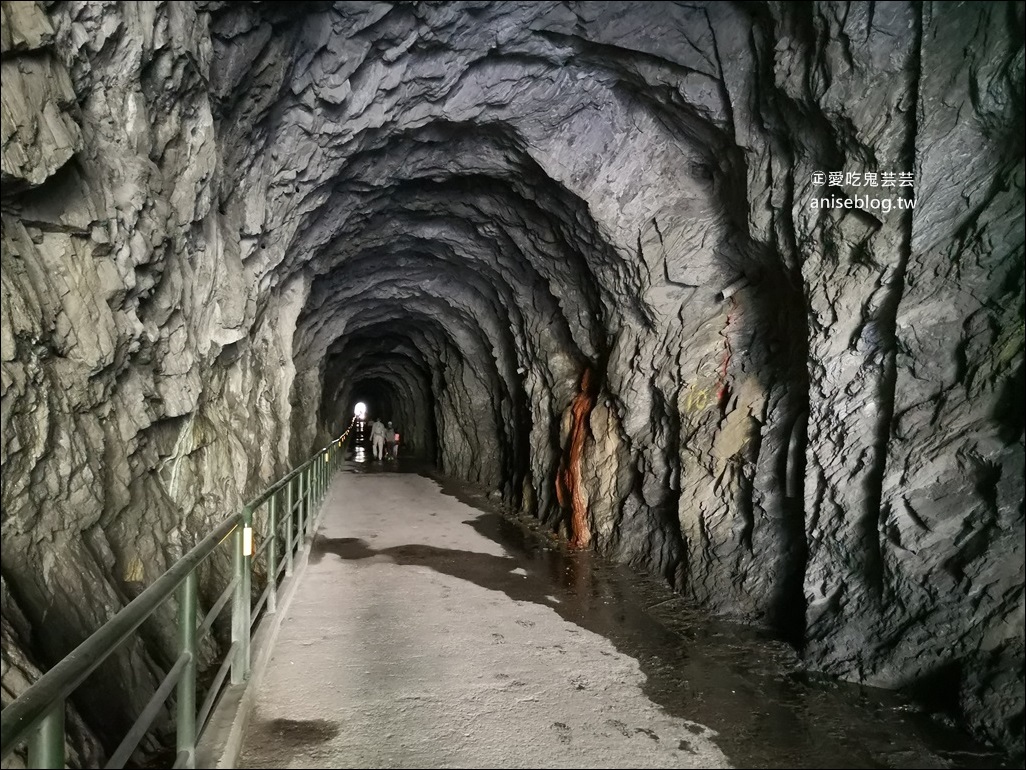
[27,701,64,769]
[231,508,252,684]
[297,469,306,550]
[285,477,294,577]
[304,466,312,542]
[176,571,197,768]
[312,459,320,534]
[317,455,323,524]
[267,492,278,614]
[317,453,323,505]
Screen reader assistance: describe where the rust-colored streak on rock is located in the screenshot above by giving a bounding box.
[557,367,598,550]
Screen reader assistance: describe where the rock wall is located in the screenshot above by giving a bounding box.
[1,0,1022,761]
[1,0,305,759]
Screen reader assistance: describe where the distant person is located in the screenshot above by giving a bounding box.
[392,427,401,460]
[370,418,387,461]
[385,421,396,461]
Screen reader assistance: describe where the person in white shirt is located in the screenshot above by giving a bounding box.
[370,418,387,461]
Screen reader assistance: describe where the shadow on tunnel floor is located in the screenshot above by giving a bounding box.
[315,465,1020,770]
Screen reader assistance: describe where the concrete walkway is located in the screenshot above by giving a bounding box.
[236,467,730,769]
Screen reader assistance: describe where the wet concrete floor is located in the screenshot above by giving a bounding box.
[239,453,1018,769]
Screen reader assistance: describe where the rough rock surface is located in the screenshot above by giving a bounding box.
[0,0,1022,763]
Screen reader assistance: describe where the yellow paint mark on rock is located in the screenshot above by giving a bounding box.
[124,555,144,583]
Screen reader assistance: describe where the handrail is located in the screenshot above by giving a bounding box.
[0,515,238,754]
[246,428,349,511]
[0,418,356,768]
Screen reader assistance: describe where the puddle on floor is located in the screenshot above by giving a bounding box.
[394,467,1020,770]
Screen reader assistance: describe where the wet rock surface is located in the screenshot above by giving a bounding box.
[442,473,1019,770]
[1,0,1022,763]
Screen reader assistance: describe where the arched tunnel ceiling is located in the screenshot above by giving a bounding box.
[243,2,748,505]
[286,123,651,368]
[234,3,737,322]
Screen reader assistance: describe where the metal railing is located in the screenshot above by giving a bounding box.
[0,421,356,769]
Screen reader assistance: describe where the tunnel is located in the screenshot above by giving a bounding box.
[0,0,1023,767]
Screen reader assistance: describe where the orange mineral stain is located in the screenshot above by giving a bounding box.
[557,367,598,550]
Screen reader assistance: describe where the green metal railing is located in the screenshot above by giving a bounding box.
[0,422,355,769]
